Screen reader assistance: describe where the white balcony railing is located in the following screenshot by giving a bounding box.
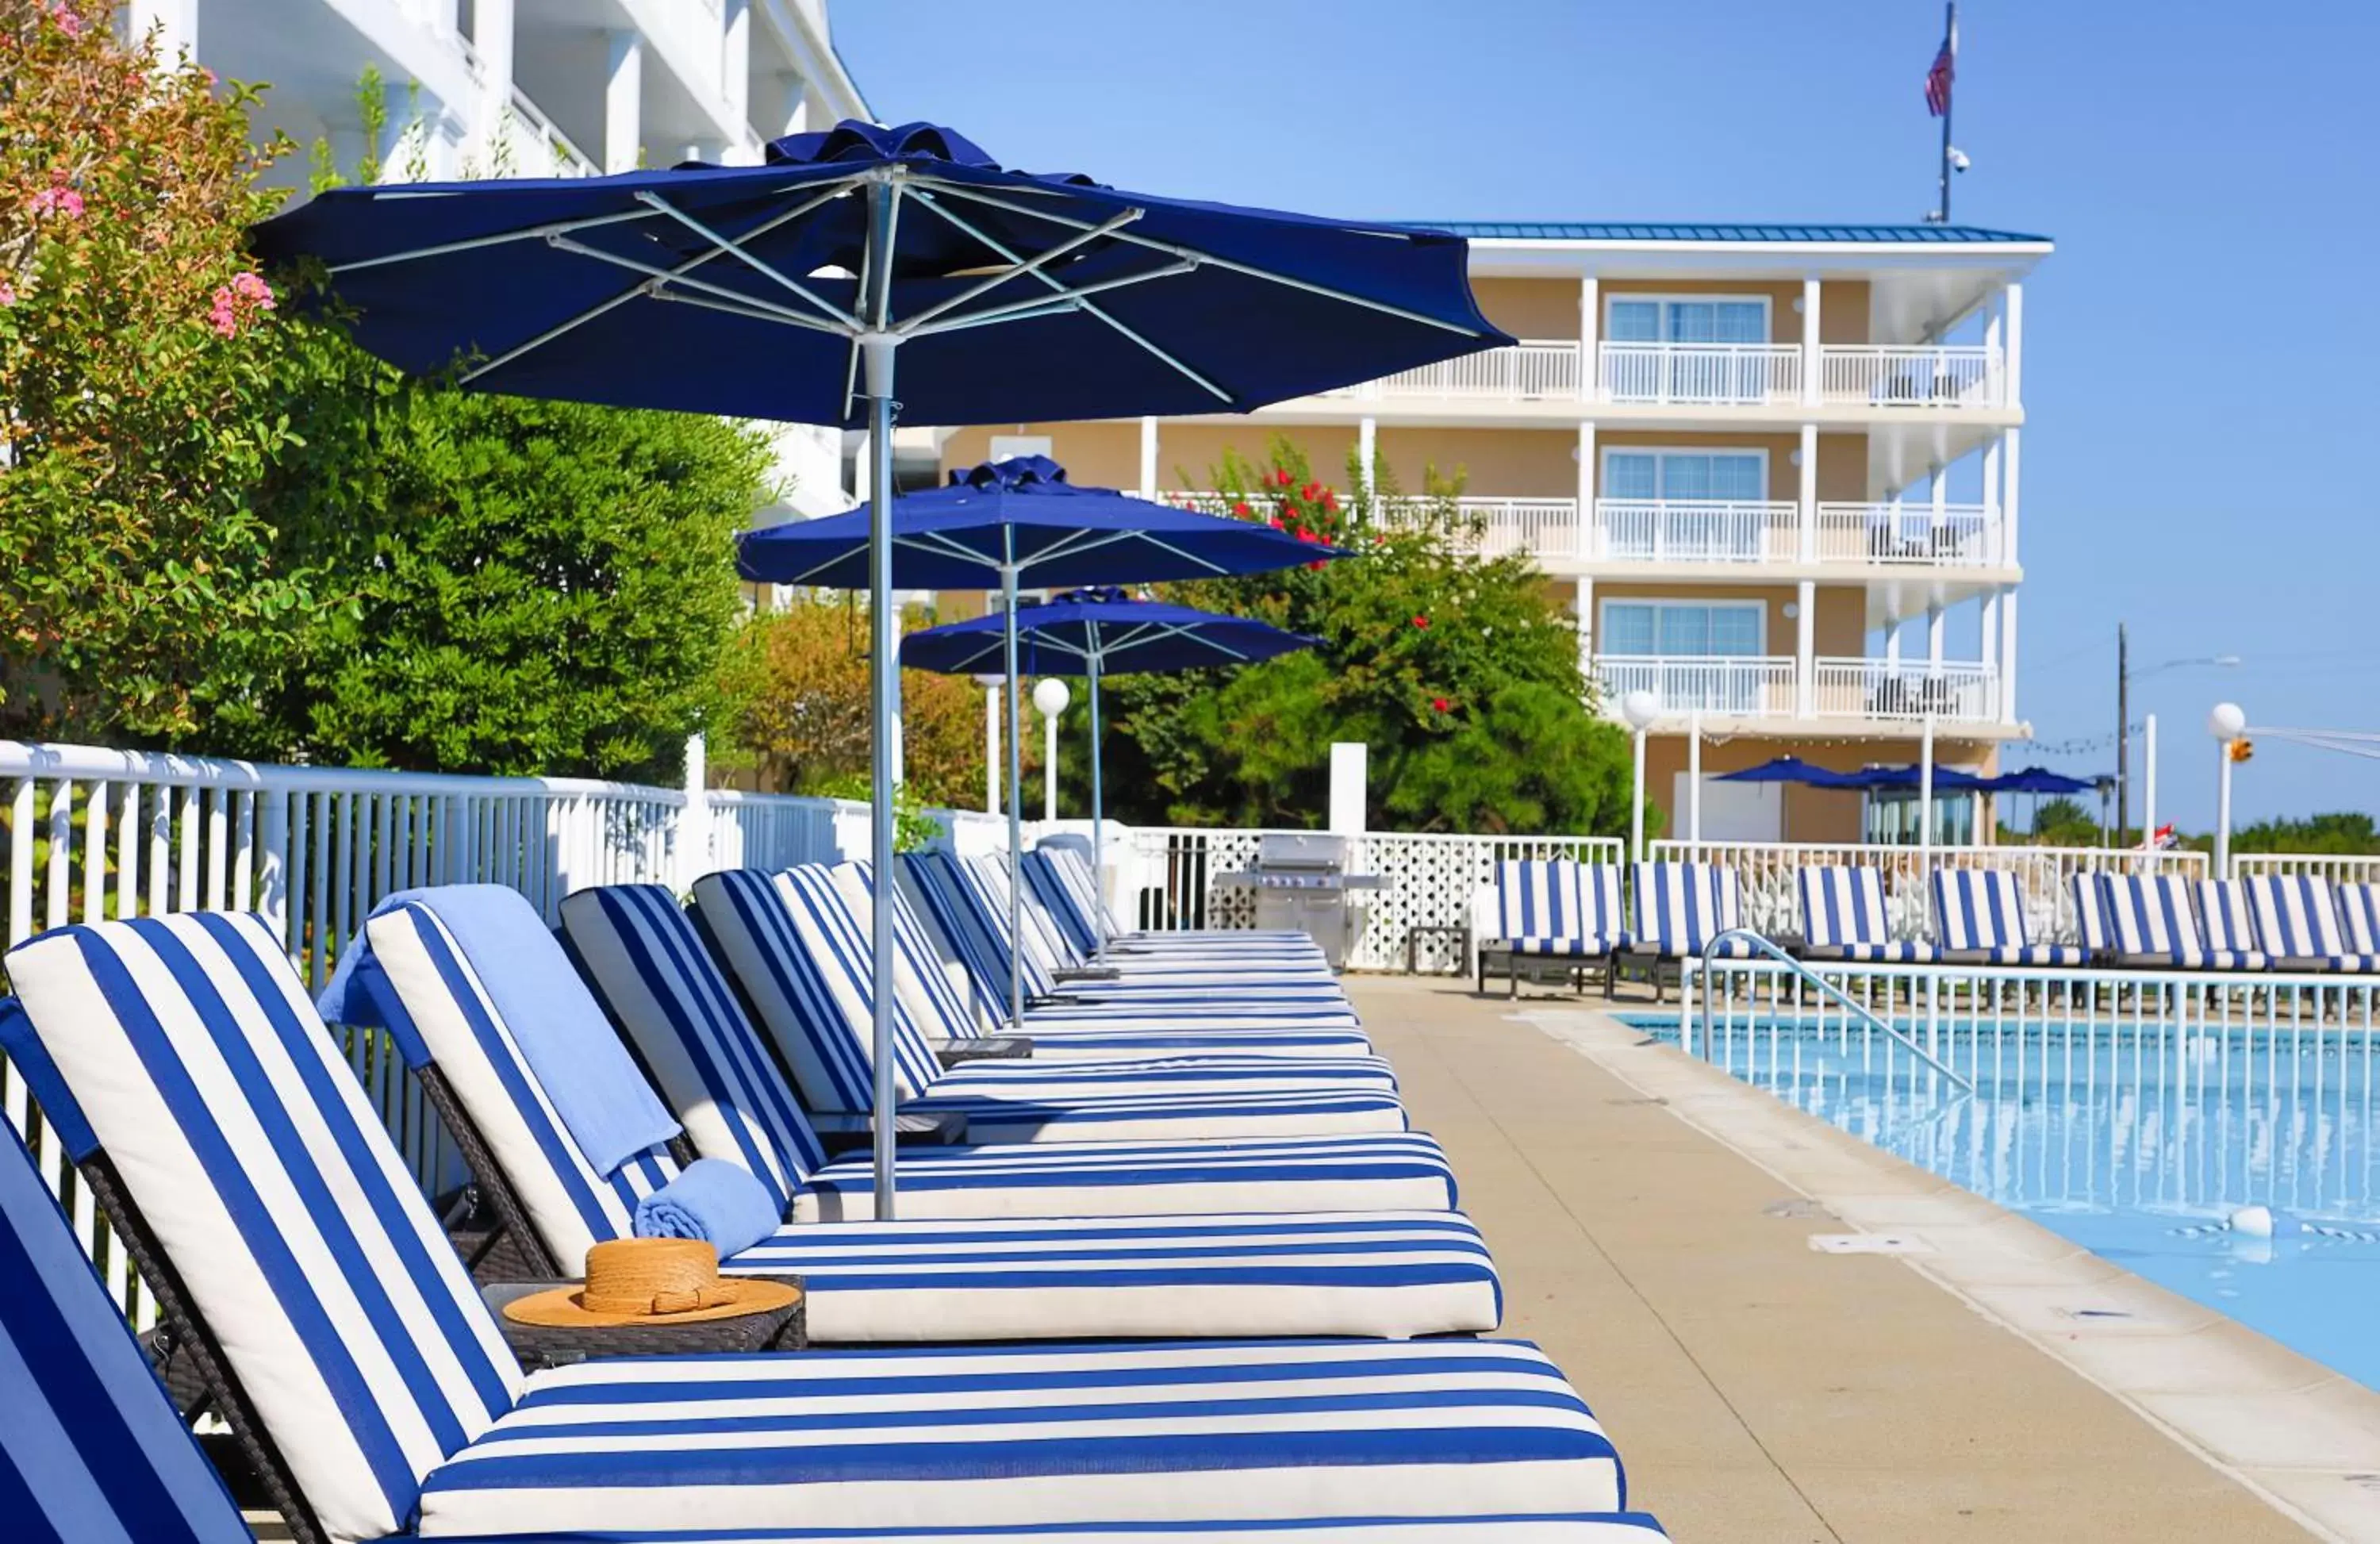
[1594,655,1798,717]
[1328,340,1582,399]
[1818,344,2000,408]
[1813,658,2000,723]
[1814,502,2003,567]
[1590,499,1798,563]
[501,87,599,177]
[1598,343,1801,405]
[1162,491,1580,560]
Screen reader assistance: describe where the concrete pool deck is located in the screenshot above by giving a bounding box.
[1349,974,2380,1542]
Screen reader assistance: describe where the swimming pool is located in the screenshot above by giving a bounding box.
[1630,985,2380,1389]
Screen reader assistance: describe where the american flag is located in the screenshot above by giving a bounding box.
[1925,23,1957,117]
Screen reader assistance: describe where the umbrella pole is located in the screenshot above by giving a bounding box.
[1003,555,1027,1027]
[862,181,901,1222]
[1088,646,1105,945]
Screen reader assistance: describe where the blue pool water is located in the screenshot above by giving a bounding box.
[1626,1009,2380,1389]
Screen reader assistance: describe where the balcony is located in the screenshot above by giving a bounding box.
[1814,504,2004,567]
[1594,655,2006,728]
[496,87,598,177]
[1313,341,2004,410]
[1590,500,1798,564]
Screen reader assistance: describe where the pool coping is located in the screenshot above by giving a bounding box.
[1524,1004,2380,1544]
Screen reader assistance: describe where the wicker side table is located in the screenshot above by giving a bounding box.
[482,1277,807,1369]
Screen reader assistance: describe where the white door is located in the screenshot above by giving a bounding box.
[1671,775,1783,842]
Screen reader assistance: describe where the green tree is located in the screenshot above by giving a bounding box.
[2230,812,2380,856]
[0,1,341,743]
[1095,439,1634,835]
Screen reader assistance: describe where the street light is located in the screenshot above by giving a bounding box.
[2116,621,2240,847]
[1033,677,1072,824]
[972,673,1004,815]
[1620,689,1660,863]
[2209,701,2247,874]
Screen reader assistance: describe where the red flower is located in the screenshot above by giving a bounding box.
[1305,559,1326,571]
[1231,501,1251,518]
[1276,467,1295,486]
[1302,482,1322,500]
[1372,534,1388,547]
[1411,615,1430,629]
[1295,528,1319,543]
[1431,697,1451,712]
[1322,490,1338,511]
[1268,517,1285,530]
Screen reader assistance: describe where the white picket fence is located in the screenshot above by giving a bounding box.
[2227,852,2380,885]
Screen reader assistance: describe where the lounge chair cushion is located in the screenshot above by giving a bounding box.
[1507,936,1620,958]
[1804,940,1937,964]
[413,1339,1626,1535]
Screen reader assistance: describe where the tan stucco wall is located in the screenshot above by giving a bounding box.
[1471,277,1583,341]
[1154,424,1361,493]
[1375,427,1576,498]
[939,422,1141,490]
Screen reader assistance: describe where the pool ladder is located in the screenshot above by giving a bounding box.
[1695,928,1975,1093]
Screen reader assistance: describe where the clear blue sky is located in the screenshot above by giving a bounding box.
[835,1,2378,832]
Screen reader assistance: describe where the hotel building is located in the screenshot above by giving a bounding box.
[939,224,2052,843]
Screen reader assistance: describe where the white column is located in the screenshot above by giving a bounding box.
[1884,613,1903,669]
[129,0,197,62]
[2002,427,2022,563]
[1982,433,2004,560]
[1328,744,1368,835]
[1927,603,1945,668]
[983,685,1001,815]
[1629,730,1648,863]
[1930,462,1947,524]
[1980,590,2000,675]
[1576,421,1597,557]
[472,0,515,163]
[722,0,752,134]
[1998,589,2020,723]
[1687,712,1702,846]
[2002,281,2025,406]
[1796,422,1818,561]
[1575,577,1595,678]
[1137,416,1157,500]
[604,31,644,175]
[1795,579,1816,717]
[1800,276,1822,405]
[777,77,812,137]
[678,733,711,889]
[1578,275,1600,402]
[2215,736,2236,874]
[1357,416,1377,497]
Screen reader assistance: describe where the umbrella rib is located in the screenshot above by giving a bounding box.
[917,178,1494,337]
[905,188,1234,403]
[895,206,1146,334]
[906,260,1200,338]
[634,190,864,330]
[543,235,851,334]
[646,288,850,334]
[325,204,664,275]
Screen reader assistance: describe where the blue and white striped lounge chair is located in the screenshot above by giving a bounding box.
[2243,874,2380,972]
[1929,870,2086,966]
[904,851,1363,1030]
[1796,866,1935,962]
[1474,859,1626,996]
[838,861,1378,1062]
[0,913,1638,1538]
[1625,863,1753,999]
[982,853,1345,998]
[1038,842,1326,959]
[340,889,1496,1342]
[563,881,1463,1219]
[2341,882,2380,958]
[1026,847,1325,970]
[2094,874,2266,970]
[696,867,1409,1142]
[2195,879,2268,965]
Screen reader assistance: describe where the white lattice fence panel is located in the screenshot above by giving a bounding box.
[1125,828,1263,931]
[1354,833,1625,972]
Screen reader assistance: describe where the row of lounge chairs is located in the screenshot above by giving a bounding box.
[0,842,1668,1541]
[1476,859,2380,994]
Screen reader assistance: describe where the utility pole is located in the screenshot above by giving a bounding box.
[2113,622,2129,849]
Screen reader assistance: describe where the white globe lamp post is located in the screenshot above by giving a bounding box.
[1620,689,1660,863]
[1033,677,1073,824]
[2209,701,2247,874]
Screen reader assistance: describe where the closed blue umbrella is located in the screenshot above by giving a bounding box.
[248,119,1505,1219]
[901,586,1319,904]
[1981,765,2098,795]
[757,460,1343,1020]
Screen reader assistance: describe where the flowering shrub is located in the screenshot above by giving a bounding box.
[0,0,332,741]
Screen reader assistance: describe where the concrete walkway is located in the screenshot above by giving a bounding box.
[1349,975,2315,1543]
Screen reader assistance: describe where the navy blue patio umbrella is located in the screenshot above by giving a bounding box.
[248,119,1510,1216]
[1981,766,2097,795]
[1714,756,1865,789]
[900,585,1320,913]
[753,461,1343,1020]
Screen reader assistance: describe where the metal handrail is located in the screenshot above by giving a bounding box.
[1694,928,1974,1092]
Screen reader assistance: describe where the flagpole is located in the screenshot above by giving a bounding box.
[1937,1,1957,223]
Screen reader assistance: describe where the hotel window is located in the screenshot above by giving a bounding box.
[1601,451,1768,559]
[1599,600,1765,657]
[1603,297,1775,403]
[1604,298,1769,344]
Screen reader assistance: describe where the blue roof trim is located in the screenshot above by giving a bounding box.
[1402,221,2050,244]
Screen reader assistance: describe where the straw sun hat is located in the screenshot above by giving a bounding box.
[503,1239,800,1329]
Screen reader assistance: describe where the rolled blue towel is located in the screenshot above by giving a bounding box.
[631,1159,781,1261]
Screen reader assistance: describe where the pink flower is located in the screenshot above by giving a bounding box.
[0,282,14,308]
[29,186,84,218]
[229,271,275,309]
[50,4,83,38]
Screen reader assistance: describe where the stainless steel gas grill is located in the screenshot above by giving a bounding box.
[1215,833,1381,969]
